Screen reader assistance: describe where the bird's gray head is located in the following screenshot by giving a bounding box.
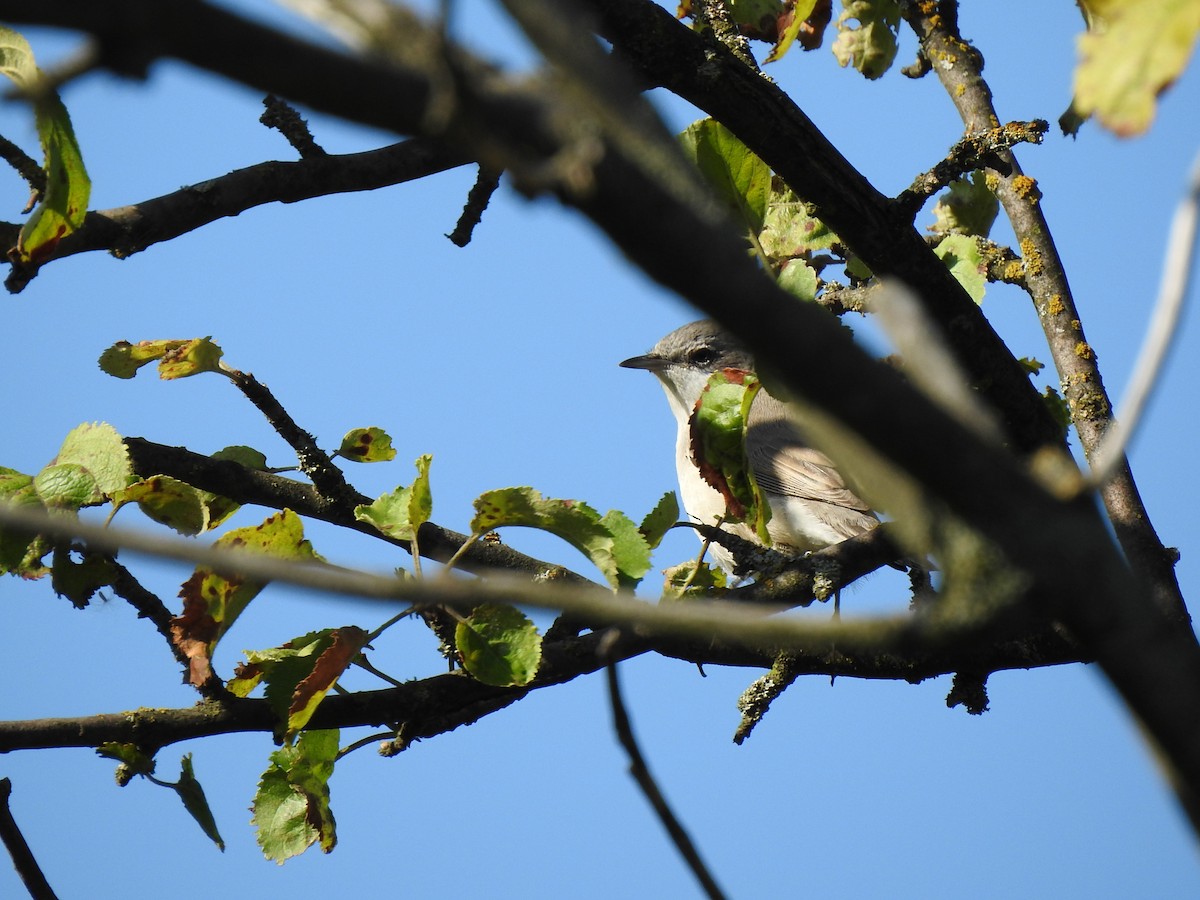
[620,320,754,423]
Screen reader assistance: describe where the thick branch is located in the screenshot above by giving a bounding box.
[897,0,1187,625]
[0,614,1085,755]
[592,0,1060,453]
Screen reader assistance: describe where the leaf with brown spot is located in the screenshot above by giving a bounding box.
[170,510,322,687]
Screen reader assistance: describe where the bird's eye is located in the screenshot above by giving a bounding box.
[688,347,718,367]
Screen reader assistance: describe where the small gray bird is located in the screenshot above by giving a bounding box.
[620,320,880,573]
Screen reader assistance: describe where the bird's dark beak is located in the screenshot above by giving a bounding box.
[619,353,666,371]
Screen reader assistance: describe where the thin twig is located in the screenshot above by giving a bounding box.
[260,94,327,158]
[1089,148,1200,484]
[220,364,358,506]
[0,133,46,200]
[446,164,501,246]
[605,657,728,899]
[0,778,60,900]
[894,121,1047,218]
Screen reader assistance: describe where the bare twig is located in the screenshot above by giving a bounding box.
[605,658,728,900]
[260,94,327,158]
[0,132,45,201]
[1,138,473,291]
[0,778,60,900]
[733,651,801,744]
[446,164,501,246]
[894,121,1047,219]
[220,364,358,507]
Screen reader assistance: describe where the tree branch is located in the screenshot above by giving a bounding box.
[0,138,471,289]
[0,779,59,900]
[896,0,1189,621]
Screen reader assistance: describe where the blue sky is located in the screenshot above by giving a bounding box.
[1,2,1198,897]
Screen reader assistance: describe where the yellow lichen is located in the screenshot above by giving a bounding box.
[1046,294,1065,316]
[1020,237,1043,276]
[1074,341,1094,360]
[1011,175,1041,205]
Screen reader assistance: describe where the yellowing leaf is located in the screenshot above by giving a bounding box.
[1073,0,1200,136]
[354,455,432,542]
[930,172,999,238]
[934,233,987,303]
[663,559,728,599]
[337,427,396,463]
[54,422,132,498]
[759,187,839,257]
[831,0,900,79]
[171,511,321,687]
[113,476,209,536]
[98,337,224,380]
[778,258,819,301]
[0,26,91,268]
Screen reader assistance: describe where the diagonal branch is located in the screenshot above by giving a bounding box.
[896,0,1188,625]
[0,138,472,289]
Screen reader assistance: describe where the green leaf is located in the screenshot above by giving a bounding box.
[679,118,772,236]
[662,559,728,599]
[56,422,132,497]
[0,26,90,267]
[1042,386,1072,438]
[172,510,322,687]
[455,603,543,687]
[0,471,49,576]
[831,0,901,79]
[175,754,225,851]
[759,187,839,257]
[33,463,99,508]
[933,233,987,303]
[599,509,653,585]
[639,491,679,551]
[212,445,269,470]
[1072,0,1200,136]
[353,454,433,542]
[238,627,369,743]
[930,172,999,238]
[336,427,396,463]
[689,370,772,543]
[1019,357,1045,376]
[97,742,156,786]
[112,476,207,535]
[778,258,819,302]
[253,729,339,864]
[470,487,652,588]
[98,337,224,380]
